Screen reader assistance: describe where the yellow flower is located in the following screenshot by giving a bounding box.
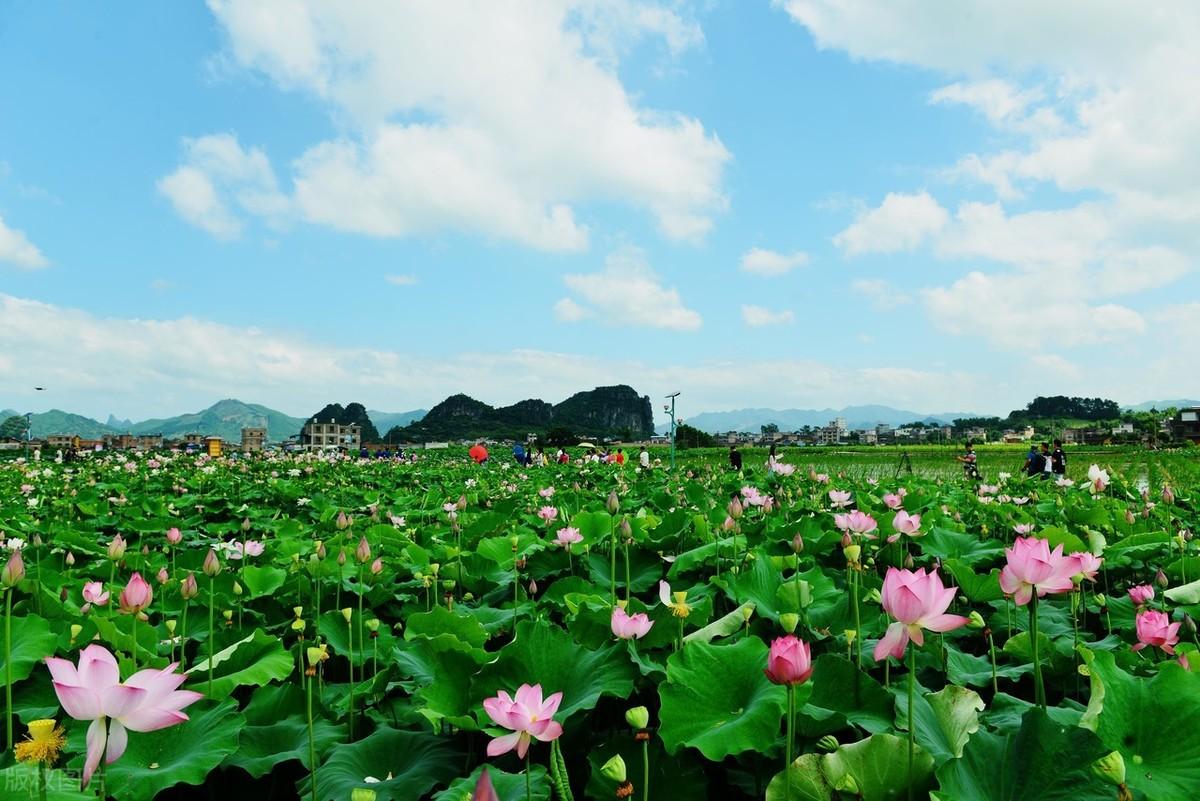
[659,581,691,618]
[15,719,65,765]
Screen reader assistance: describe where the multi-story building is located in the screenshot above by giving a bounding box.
[1170,408,1200,443]
[241,427,267,452]
[46,434,79,449]
[301,418,362,450]
[183,433,205,449]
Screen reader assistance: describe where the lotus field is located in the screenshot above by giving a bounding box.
[3,447,1200,801]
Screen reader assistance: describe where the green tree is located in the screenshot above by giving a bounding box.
[675,423,715,449]
[0,415,29,441]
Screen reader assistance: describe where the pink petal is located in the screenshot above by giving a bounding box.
[82,718,107,790]
[540,691,563,718]
[77,645,119,690]
[44,656,80,686]
[923,613,969,633]
[101,684,147,720]
[106,720,128,764]
[515,732,532,759]
[873,622,909,662]
[486,731,522,757]
[120,707,189,733]
[52,682,101,721]
[533,720,563,742]
[1013,585,1033,607]
[659,580,671,606]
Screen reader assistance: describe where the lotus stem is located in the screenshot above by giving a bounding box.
[4,588,12,754]
[785,683,795,801]
[207,576,215,697]
[907,646,916,801]
[1030,594,1046,710]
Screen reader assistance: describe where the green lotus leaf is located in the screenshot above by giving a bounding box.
[0,613,58,683]
[822,733,934,801]
[765,754,834,801]
[186,628,294,696]
[295,726,459,801]
[894,684,984,766]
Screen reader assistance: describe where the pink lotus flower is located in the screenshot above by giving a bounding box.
[764,635,813,686]
[882,493,902,510]
[741,486,765,507]
[1128,584,1155,606]
[1133,609,1181,654]
[107,534,127,561]
[1087,464,1109,494]
[46,644,202,788]
[537,506,558,523]
[999,537,1082,606]
[1,550,24,588]
[81,581,109,613]
[443,502,458,515]
[769,459,796,476]
[165,527,182,545]
[887,511,922,543]
[1073,552,1102,582]
[118,573,152,615]
[873,567,968,662]
[828,490,852,508]
[539,487,555,499]
[224,540,264,560]
[611,606,654,640]
[813,473,830,484]
[555,527,583,549]
[482,683,563,758]
[842,510,878,538]
[1013,524,1034,536]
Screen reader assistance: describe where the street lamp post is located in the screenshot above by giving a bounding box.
[664,392,680,470]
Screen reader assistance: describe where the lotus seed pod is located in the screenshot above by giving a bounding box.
[779,613,800,633]
[817,735,840,753]
[600,755,627,783]
[341,607,353,623]
[625,706,649,730]
[1092,751,1126,786]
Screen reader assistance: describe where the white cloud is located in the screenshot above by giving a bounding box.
[739,247,809,276]
[741,305,794,327]
[850,279,911,309]
[195,0,729,250]
[0,214,48,269]
[384,274,418,286]
[833,192,948,256]
[561,247,701,331]
[158,134,287,239]
[553,297,590,322]
[0,291,1017,419]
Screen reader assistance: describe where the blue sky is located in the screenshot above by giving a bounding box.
[2,1,1198,422]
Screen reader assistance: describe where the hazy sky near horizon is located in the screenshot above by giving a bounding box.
[2,1,1198,422]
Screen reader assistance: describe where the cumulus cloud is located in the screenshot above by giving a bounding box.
[553,297,590,322]
[833,192,948,256]
[157,134,288,239]
[384,274,418,286]
[741,305,794,327]
[560,248,702,331]
[0,214,48,269]
[184,0,730,250]
[739,247,809,276]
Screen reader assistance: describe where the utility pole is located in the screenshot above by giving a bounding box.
[664,392,680,470]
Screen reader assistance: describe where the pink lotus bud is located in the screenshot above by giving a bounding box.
[904,553,915,569]
[764,635,813,686]
[1125,509,1136,526]
[180,572,199,600]
[840,532,852,548]
[1162,485,1175,504]
[156,567,170,585]
[457,495,467,511]
[355,537,371,564]
[166,527,182,545]
[82,581,109,607]
[119,572,153,613]
[722,516,735,532]
[203,549,222,577]
[1,550,24,588]
[336,511,351,530]
[791,534,804,554]
[107,534,127,561]
[65,551,76,566]
[528,578,538,596]
[1128,584,1154,606]
[337,549,347,566]
[315,541,327,559]
[619,518,632,540]
[1155,568,1169,588]
[727,496,743,519]
[606,492,620,515]
[370,557,383,575]
[241,517,252,532]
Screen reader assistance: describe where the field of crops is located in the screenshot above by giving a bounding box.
[2,445,1199,800]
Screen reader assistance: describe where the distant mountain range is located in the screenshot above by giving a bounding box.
[1,399,429,443]
[1123,399,1199,412]
[390,385,654,441]
[675,405,980,434]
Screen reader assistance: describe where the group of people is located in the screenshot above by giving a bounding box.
[1025,439,1067,480]
[484,442,654,469]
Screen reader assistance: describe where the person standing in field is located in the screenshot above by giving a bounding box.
[1040,442,1053,480]
[639,445,650,469]
[1051,439,1066,481]
[1023,444,1041,477]
[729,445,743,471]
[957,441,980,480]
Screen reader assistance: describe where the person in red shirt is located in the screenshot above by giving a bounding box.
[468,443,489,464]
[615,448,626,465]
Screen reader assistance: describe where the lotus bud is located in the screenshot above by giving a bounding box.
[65,551,76,567]
[528,578,538,595]
[157,567,170,585]
[341,607,353,623]
[1093,751,1126,787]
[336,511,350,530]
[165,619,177,635]
[967,611,986,629]
[180,572,199,600]
[817,735,840,753]
[600,754,628,783]
[904,553,915,569]
[1125,509,1136,526]
[33,534,43,547]
[337,549,347,566]
[1155,568,1169,588]
[315,540,326,559]
[202,549,221,577]
[780,613,800,633]
[355,537,371,564]
[625,706,649,730]
[791,534,804,554]
[456,494,467,511]
[619,518,632,540]
[721,516,735,532]
[1184,615,1197,636]
[107,534,127,561]
[241,517,252,532]
[607,491,620,515]
[166,527,182,545]
[845,629,857,646]
[370,557,383,575]
[840,532,852,548]
[510,535,520,552]
[727,496,743,519]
